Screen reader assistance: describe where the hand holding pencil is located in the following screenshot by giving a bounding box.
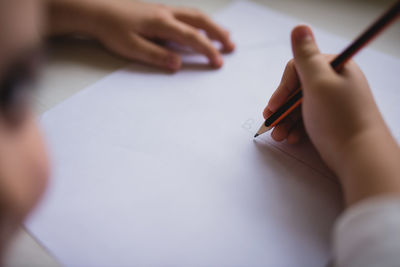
[262,25,400,206]
[264,25,382,161]
[256,0,400,139]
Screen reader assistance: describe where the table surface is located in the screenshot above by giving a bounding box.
[4,0,399,266]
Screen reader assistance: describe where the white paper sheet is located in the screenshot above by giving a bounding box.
[26,1,400,266]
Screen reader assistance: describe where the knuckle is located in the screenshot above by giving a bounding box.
[340,59,364,79]
[127,35,140,49]
[152,10,172,24]
[144,49,159,60]
[309,53,324,65]
[287,59,295,68]
[184,30,201,41]
[299,44,319,59]
[309,76,332,91]
[142,51,160,64]
[346,59,360,70]
[284,59,296,73]
[302,53,329,70]
[325,54,336,61]
[130,42,140,51]
[190,8,205,18]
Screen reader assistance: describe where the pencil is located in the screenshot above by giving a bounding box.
[254,0,400,138]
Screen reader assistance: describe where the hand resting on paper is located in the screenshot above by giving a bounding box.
[44,0,235,71]
[264,25,400,206]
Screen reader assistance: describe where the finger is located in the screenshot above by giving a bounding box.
[155,19,223,68]
[287,122,305,144]
[271,119,292,142]
[265,59,300,113]
[111,34,181,71]
[263,108,273,119]
[287,130,301,144]
[291,25,336,87]
[270,108,300,142]
[264,54,335,117]
[264,102,301,125]
[171,7,235,52]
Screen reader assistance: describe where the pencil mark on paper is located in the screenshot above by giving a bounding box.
[242,118,256,134]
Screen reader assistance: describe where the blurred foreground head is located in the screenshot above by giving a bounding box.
[0,0,49,259]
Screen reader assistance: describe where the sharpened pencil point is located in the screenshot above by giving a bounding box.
[254,134,259,138]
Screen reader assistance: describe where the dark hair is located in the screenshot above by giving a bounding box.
[0,49,41,125]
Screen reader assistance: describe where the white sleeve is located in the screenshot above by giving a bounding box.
[333,196,400,267]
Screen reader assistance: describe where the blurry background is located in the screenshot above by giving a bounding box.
[4,0,399,266]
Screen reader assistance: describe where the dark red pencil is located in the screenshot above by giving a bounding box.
[255,0,400,138]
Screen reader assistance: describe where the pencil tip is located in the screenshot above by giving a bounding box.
[254,134,259,138]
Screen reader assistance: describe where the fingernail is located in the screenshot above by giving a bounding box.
[166,55,181,71]
[293,25,313,43]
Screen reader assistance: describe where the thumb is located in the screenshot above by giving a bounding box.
[291,25,335,87]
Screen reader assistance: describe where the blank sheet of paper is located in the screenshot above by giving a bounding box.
[26,1,400,266]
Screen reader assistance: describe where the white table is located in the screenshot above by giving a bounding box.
[5,0,399,266]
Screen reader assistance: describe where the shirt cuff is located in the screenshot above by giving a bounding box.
[333,196,400,267]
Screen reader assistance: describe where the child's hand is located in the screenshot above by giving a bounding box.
[46,0,235,71]
[264,25,381,169]
[264,25,400,205]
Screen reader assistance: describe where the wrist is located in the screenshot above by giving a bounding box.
[45,0,105,38]
[334,127,400,206]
